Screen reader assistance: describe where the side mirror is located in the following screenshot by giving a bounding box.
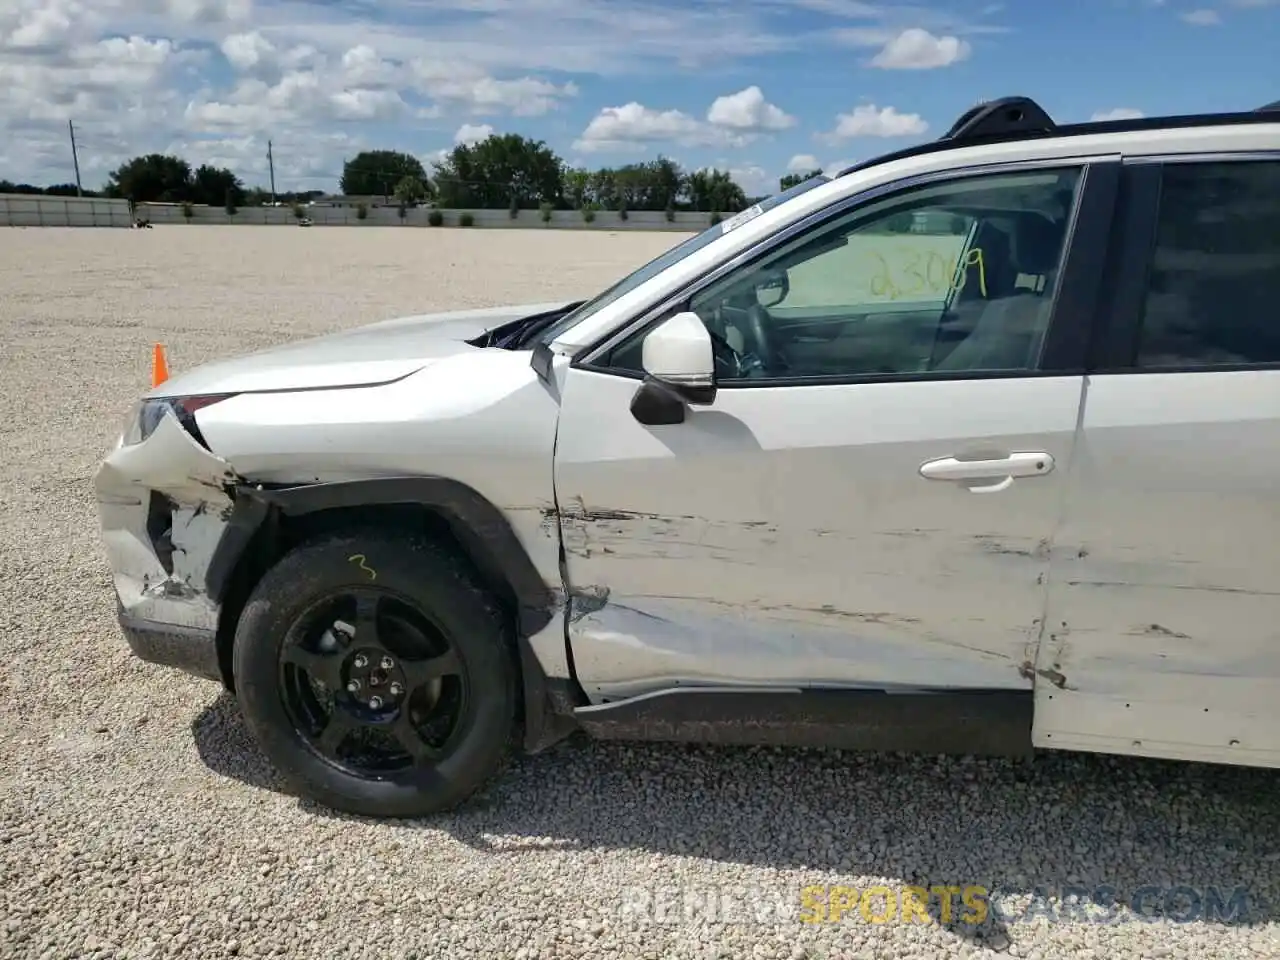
[630,311,716,425]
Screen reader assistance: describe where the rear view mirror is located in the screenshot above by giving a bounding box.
[755,269,790,309]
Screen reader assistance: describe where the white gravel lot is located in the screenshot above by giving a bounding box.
[1,224,1279,960]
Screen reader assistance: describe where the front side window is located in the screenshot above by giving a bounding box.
[1136,159,1280,368]
[607,167,1082,382]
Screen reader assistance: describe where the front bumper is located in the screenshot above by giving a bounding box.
[118,606,223,683]
[95,409,244,684]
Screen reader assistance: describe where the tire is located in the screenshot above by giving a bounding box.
[231,529,517,818]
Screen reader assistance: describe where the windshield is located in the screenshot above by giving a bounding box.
[538,173,832,344]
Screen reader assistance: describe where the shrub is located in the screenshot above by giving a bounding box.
[292,202,305,220]
[427,208,444,227]
[709,211,722,226]
[180,201,193,221]
[618,204,628,221]
[459,211,475,227]
[355,202,368,220]
[224,189,237,216]
[539,201,553,224]
[582,207,596,224]
[508,196,519,219]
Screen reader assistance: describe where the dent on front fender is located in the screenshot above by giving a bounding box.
[95,411,244,630]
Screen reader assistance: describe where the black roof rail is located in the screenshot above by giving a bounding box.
[941,96,1056,141]
[834,96,1280,180]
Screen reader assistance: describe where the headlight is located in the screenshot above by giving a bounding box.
[121,395,236,447]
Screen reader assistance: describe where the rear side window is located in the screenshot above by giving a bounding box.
[1137,159,1280,368]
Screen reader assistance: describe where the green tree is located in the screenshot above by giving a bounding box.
[104,154,193,203]
[686,168,747,213]
[191,164,244,207]
[393,174,428,207]
[611,158,683,210]
[44,183,99,197]
[341,150,428,198]
[780,168,822,191]
[563,168,593,210]
[433,133,565,209]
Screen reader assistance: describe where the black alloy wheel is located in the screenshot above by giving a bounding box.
[232,531,517,818]
[279,587,468,776]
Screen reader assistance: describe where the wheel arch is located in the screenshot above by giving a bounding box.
[209,476,576,751]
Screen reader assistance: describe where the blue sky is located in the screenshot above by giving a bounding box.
[1,0,1277,196]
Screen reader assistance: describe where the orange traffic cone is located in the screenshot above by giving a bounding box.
[152,343,169,387]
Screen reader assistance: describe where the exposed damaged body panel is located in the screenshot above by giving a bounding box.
[95,410,242,635]
[1031,371,1280,769]
[552,366,1084,704]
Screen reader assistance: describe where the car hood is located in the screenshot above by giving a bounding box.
[146,301,570,397]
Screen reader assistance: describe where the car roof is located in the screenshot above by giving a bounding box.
[831,95,1280,180]
[550,95,1280,355]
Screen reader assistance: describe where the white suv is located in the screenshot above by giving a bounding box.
[95,97,1280,818]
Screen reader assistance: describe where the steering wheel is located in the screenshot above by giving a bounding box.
[743,302,780,373]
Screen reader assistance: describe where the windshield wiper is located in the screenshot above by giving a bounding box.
[505,301,585,348]
[468,302,585,350]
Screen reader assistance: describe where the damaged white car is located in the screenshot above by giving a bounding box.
[96,97,1280,818]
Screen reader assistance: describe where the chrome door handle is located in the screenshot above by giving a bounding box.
[919,451,1054,492]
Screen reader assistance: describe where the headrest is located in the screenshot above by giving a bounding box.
[1013,216,1067,274]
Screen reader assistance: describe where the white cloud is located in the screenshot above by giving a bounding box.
[454,122,494,145]
[411,62,578,116]
[1180,8,1222,23]
[819,104,929,142]
[220,31,273,71]
[1091,107,1145,121]
[330,87,408,121]
[727,163,772,196]
[787,153,822,172]
[869,28,971,69]
[706,86,795,132]
[574,102,707,152]
[575,85,794,153]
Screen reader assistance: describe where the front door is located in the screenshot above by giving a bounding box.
[553,161,1116,705]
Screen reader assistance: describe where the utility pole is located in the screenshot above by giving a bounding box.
[267,139,276,204]
[68,120,83,197]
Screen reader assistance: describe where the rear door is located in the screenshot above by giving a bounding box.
[553,158,1120,705]
[1032,154,1280,767]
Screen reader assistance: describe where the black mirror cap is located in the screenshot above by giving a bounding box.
[629,376,717,426]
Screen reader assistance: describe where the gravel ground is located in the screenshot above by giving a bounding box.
[1,225,1279,960]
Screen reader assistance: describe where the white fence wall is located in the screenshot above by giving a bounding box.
[134,203,717,231]
[0,193,133,227]
[0,195,725,231]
